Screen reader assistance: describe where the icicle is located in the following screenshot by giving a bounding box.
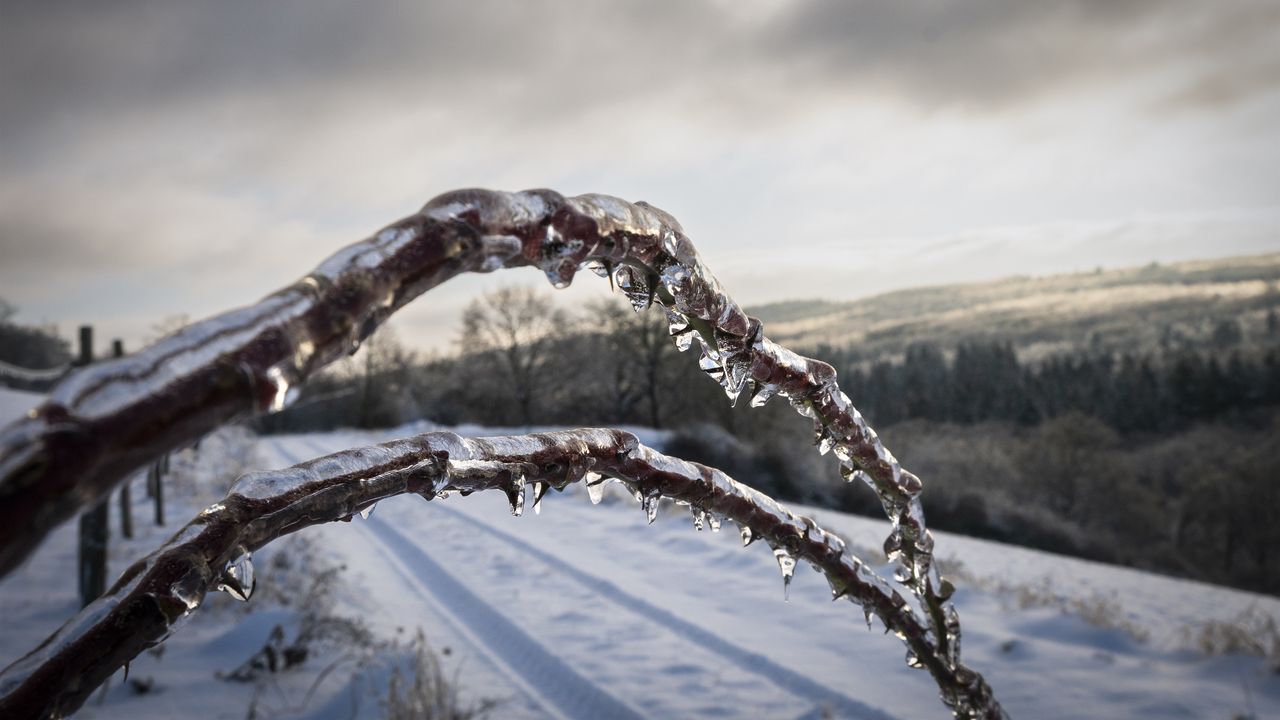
[722,360,749,404]
[748,381,779,408]
[740,524,756,547]
[264,364,300,413]
[827,575,849,601]
[706,514,721,532]
[641,492,660,524]
[586,259,612,278]
[697,348,725,383]
[691,507,706,531]
[216,549,255,602]
[359,502,377,520]
[864,607,875,630]
[905,650,925,670]
[667,310,696,352]
[506,475,526,517]
[613,265,654,312]
[531,481,548,515]
[584,471,607,505]
[772,546,796,600]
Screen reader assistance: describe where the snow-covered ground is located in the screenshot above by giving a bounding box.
[1,387,1277,719]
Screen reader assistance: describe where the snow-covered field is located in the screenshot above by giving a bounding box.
[1,387,1277,719]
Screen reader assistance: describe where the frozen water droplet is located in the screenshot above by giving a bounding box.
[217,549,255,602]
[545,268,573,289]
[827,576,849,601]
[171,567,203,613]
[265,365,300,413]
[506,475,526,517]
[749,382,778,408]
[900,470,923,497]
[585,472,607,505]
[698,349,725,383]
[815,424,837,456]
[661,229,680,257]
[864,607,875,630]
[841,463,872,488]
[740,525,756,547]
[359,502,377,520]
[893,563,913,583]
[905,650,925,669]
[532,481,548,515]
[706,514,721,532]
[673,328,695,353]
[883,533,903,562]
[773,547,796,600]
[669,310,696,353]
[641,492,660,524]
[613,265,654,312]
[938,578,957,601]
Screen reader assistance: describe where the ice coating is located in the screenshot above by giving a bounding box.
[0,428,1002,719]
[0,187,998,717]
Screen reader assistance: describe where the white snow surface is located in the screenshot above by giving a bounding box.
[0,394,1276,719]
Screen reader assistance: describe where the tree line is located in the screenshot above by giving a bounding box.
[819,330,1280,436]
[5,290,1277,593]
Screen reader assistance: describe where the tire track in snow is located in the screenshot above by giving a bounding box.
[425,501,896,720]
[273,438,646,720]
[289,435,895,720]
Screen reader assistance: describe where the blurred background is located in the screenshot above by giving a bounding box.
[3,3,1280,718]
[3,0,1277,592]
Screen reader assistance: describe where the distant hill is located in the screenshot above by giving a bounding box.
[747,252,1280,361]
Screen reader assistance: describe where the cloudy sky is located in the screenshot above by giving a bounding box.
[2,0,1278,353]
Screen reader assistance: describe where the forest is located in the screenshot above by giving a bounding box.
[235,283,1280,595]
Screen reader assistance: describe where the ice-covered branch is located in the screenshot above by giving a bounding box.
[0,187,999,716]
[0,429,1002,720]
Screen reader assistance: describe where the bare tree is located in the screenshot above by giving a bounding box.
[589,297,672,427]
[353,324,419,427]
[459,286,568,425]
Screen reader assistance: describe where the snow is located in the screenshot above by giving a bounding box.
[0,398,1276,719]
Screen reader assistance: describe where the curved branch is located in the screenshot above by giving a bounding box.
[0,429,1002,719]
[0,188,1000,716]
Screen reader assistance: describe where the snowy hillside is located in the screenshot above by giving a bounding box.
[0,389,1277,719]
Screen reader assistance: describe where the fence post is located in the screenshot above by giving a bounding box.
[112,340,134,541]
[76,325,108,607]
[151,460,165,526]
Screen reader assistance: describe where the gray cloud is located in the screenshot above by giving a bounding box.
[7,0,1277,157]
[764,0,1280,108]
[1,1,1277,350]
